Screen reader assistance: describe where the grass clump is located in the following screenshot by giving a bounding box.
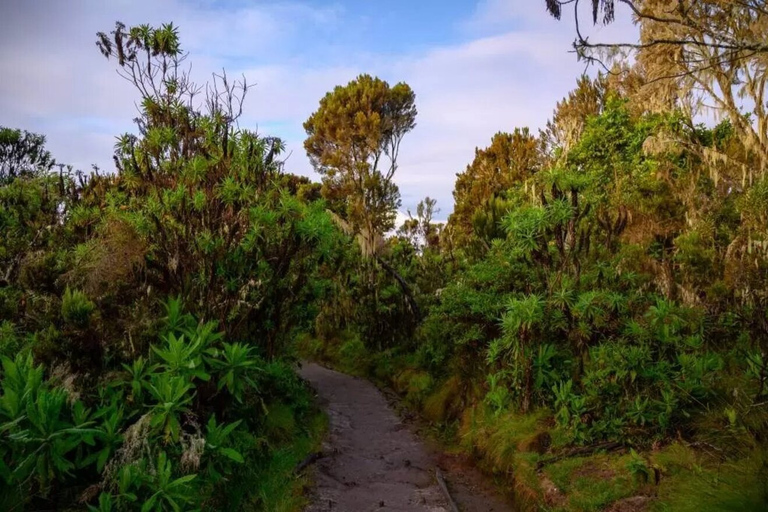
[651,443,767,512]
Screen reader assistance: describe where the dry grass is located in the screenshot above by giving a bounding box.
[66,218,147,297]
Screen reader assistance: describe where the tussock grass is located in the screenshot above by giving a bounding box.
[544,453,637,511]
[423,375,463,422]
[264,402,299,443]
[650,443,767,512]
[392,368,433,406]
[460,406,548,471]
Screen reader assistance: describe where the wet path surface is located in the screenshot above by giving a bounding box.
[299,363,512,512]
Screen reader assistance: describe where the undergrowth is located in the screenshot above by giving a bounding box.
[299,333,767,511]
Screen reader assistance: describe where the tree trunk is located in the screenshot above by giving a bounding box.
[374,255,421,321]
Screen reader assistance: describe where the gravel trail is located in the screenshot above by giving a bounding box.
[299,363,512,512]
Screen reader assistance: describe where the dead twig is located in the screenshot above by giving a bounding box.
[436,468,460,512]
[295,451,325,474]
[536,442,623,469]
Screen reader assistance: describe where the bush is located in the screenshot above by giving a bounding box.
[61,287,95,328]
[0,321,21,358]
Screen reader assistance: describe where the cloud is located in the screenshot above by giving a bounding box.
[229,2,638,216]
[386,6,636,214]
[0,0,341,171]
[463,0,558,34]
[0,1,638,216]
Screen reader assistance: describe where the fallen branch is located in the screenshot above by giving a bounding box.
[436,468,460,512]
[375,254,421,320]
[294,451,324,474]
[536,442,623,469]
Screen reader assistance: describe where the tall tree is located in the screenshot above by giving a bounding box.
[0,127,55,184]
[398,196,442,251]
[545,0,768,58]
[449,129,543,246]
[545,0,768,177]
[95,21,336,356]
[303,74,417,256]
[541,74,607,159]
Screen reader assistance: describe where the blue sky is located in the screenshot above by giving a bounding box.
[0,0,636,219]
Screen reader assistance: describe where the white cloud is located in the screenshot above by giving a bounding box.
[0,0,340,173]
[237,3,638,213]
[0,1,638,214]
[464,0,559,34]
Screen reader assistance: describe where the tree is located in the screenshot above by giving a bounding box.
[545,1,768,176]
[0,127,55,184]
[397,196,442,251]
[541,74,607,159]
[448,129,543,246]
[303,74,417,256]
[545,1,768,58]
[95,22,336,356]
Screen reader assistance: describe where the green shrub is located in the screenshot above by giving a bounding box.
[61,287,95,328]
[0,321,21,358]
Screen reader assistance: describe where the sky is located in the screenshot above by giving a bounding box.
[0,0,637,220]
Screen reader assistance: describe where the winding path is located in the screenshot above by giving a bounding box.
[299,363,512,512]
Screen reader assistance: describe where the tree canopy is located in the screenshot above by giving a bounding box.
[0,127,54,185]
[449,128,543,247]
[304,74,417,256]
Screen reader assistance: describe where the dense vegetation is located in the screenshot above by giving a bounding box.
[2,2,768,510]
[305,91,768,510]
[300,3,768,510]
[1,23,335,511]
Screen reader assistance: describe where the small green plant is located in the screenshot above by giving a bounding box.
[0,321,21,358]
[485,371,512,414]
[162,297,196,335]
[152,331,211,382]
[553,379,589,443]
[134,452,198,511]
[147,373,194,442]
[627,448,651,483]
[0,355,97,493]
[82,405,124,472]
[87,492,114,512]
[203,416,245,483]
[61,287,95,328]
[207,342,260,403]
[120,356,159,405]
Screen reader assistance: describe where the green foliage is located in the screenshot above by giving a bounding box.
[309,76,768,509]
[152,329,215,382]
[61,287,96,328]
[449,128,542,248]
[0,321,21,359]
[205,416,244,464]
[626,449,651,483]
[0,301,321,509]
[208,342,259,403]
[0,354,97,494]
[120,356,158,405]
[0,127,54,185]
[146,373,194,443]
[133,451,197,512]
[544,454,638,511]
[0,21,339,511]
[2,13,768,511]
[304,74,416,243]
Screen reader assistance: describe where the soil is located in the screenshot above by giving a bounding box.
[572,462,616,480]
[299,363,513,512]
[604,496,653,512]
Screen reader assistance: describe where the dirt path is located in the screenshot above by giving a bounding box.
[299,363,512,512]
